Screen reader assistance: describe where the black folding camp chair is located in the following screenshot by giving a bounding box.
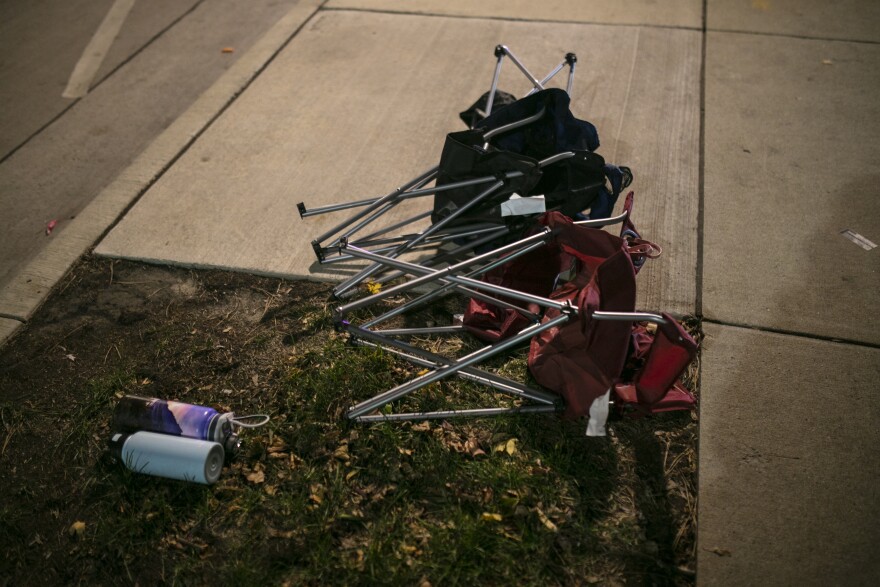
[297,46,627,300]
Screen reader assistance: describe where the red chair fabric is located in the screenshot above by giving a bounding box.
[526,213,636,418]
[462,203,696,419]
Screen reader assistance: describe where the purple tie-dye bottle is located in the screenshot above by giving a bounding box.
[113,396,242,455]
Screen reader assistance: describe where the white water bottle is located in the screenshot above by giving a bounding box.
[109,431,225,485]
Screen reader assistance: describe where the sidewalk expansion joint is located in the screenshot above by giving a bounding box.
[706,27,880,46]
[695,0,707,317]
[322,6,703,33]
[701,318,880,350]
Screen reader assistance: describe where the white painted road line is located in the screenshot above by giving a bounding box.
[62,0,136,99]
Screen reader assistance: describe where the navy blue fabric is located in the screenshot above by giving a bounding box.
[604,164,626,196]
[459,89,518,128]
[434,89,630,226]
[588,164,633,220]
[588,187,616,220]
[477,88,600,160]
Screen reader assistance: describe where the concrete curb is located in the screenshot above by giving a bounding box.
[0,0,325,349]
[0,317,22,348]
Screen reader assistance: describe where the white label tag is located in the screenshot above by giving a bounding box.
[500,194,545,217]
[585,389,611,437]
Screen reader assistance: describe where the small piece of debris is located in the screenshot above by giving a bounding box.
[221,47,235,54]
[46,219,58,235]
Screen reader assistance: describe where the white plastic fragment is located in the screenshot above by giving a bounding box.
[586,389,611,437]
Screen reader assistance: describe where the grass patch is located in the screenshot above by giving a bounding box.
[0,258,699,585]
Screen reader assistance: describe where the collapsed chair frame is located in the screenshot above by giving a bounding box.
[296,45,696,429]
[332,214,671,424]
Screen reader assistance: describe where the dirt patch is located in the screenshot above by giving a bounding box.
[0,256,698,585]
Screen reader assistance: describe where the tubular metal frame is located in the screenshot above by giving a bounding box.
[335,224,668,423]
[485,45,577,117]
[330,149,576,299]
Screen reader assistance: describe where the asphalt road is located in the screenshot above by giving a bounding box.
[0,0,302,288]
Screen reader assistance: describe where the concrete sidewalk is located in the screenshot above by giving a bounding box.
[3,0,879,584]
[698,4,880,583]
[95,8,701,315]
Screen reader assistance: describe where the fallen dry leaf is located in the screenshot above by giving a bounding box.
[333,443,350,461]
[481,487,494,504]
[267,527,295,539]
[535,507,558,532]
[246,470,265,484]
[493,438,518,456]
[68,521,86,538]
[470,447,487,458]
[463,437,486,458]
[707,547,732,557]
[309,483,325,505]
[480,512,502,522]
[505,438,517,455]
